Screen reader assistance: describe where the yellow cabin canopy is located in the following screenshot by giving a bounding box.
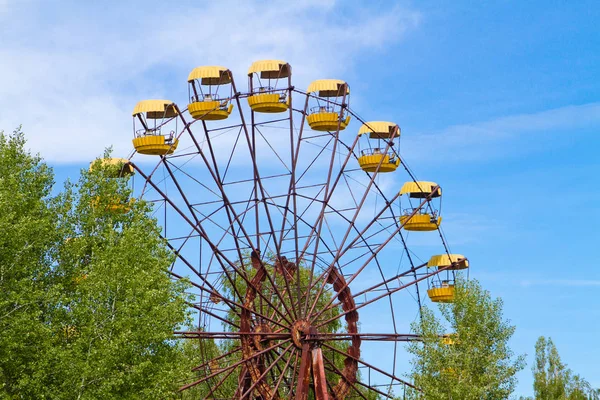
[248,59,291,79]
[307,79,349,97]
[89,158,134,177]
[132,99,177,119]
[358,121,400,139]
[427,254,469,270]
[187,66,232,85]
[399,181,441,198]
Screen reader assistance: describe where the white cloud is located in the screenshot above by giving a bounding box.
[388,211,503,250]
[403,102,600,162]
[0,1,420,163]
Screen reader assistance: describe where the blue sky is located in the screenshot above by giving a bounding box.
[1,0,599,396]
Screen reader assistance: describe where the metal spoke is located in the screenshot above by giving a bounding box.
[322,343,420,392]
[129,70,466,399]
[239,343,294,399]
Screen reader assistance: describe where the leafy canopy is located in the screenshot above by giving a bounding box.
[519,336,600,400]
[0,128,58,397]
[0,128,191,399]
[406,277,525,400]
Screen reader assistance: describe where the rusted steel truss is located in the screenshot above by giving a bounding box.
[129,72,459,399]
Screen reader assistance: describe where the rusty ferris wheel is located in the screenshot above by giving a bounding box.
[117,60,469,399]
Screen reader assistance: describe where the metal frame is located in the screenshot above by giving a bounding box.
[129,70,459,399]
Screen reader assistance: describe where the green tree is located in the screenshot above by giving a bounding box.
[45,154,191,399]
[530,336,599,400]
[0,128,59,397]
[533,336,568,399]
[0,128,192,399]
[406,277,525,400]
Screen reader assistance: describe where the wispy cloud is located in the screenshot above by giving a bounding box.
[403,102,600,162]
[0,1,420,163]
[387,212,504,250]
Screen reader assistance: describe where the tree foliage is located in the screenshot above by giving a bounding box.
[0,128,191,399]
[0,128,58,397]
[406,277,525,400]
[521,336,599,400]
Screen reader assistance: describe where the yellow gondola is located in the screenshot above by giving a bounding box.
[427,254,469,270]
[306,79,350,131]
[443,368,457,376]
[357,121,400,172]
[62,325,78,339]
[188,66,234,120]
[426,254,468,303]
[209,292,221,304]
[441,333,459,345]
[399,181,442,231]
[358,150,400,172]
[427,281,455,303]
[132,100,179,155]
[209,359,220,373]
[91,196,135,213]
[247,60,291,113]
[89,158,134,178]
[89,158,135,212]
[73,274,88,285]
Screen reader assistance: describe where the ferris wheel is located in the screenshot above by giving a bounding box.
[116,60,469,399]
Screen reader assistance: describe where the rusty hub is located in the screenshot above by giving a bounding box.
[239,251,361,399]
[290,319,311,349]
